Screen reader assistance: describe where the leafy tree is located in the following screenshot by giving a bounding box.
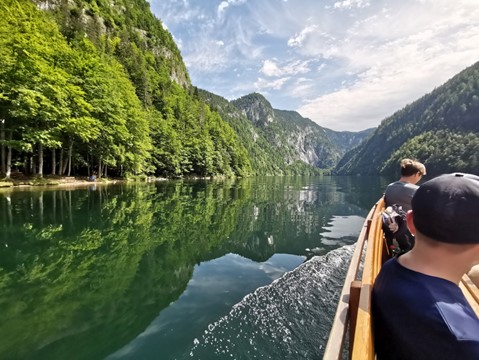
[0,0,72,177]
[382,130,479,176]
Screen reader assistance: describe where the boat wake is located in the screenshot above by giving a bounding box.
[188,245,355,359]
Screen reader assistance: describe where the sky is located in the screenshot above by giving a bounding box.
[149,0,479,131]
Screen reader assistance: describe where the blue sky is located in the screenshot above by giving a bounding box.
[149,0,479,131]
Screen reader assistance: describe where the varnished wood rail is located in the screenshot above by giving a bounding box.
[323,198,382,360]
[350,198,384,360]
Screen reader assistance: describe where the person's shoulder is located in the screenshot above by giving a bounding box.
[374,258,400,282]
[382,257,405,273]
[386,181,417,189]
[385,181,401,192]
[387,181,401,187]
[402,182,419,190]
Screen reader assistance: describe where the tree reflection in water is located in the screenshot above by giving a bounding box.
[0,176,385,359]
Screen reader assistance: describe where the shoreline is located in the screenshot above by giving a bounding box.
[0,176,129,191]
[0,174,230,191]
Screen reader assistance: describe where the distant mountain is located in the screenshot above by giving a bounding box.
[335,61,479,176]
[232,93,340,169]
[199,91,373,174]
[323,128,375,157]
[197,90,289,175]
[232,93,374,169]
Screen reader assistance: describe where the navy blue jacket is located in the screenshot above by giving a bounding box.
[372,257,479,360]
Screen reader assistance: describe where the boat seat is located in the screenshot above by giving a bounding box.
[468,265,479,288]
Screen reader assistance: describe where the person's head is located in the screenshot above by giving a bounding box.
[399,159,426,184]
[407,173,479,262]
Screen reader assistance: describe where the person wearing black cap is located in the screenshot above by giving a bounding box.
[372,173,479,360]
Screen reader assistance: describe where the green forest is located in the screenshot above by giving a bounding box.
[0,0,251,180]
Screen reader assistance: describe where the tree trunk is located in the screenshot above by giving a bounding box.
[67,139,73,176]
[38,143,44,177]
[25,155,30,176]
[104,165,107,178]
[5,131,12,179]
[52,149,56,175]
[31,154,36,175]
[61,152,68,175]
[1,119,5,175]
[59,148,64,176]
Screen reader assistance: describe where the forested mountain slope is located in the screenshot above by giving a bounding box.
[197,90,303,175]
[199,91,372,174]
[0,0,251,178]
[232,93,341,170]
[232,93,373,169]
[336,61,479,176]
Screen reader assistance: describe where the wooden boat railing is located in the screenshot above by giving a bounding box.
[323,197,479,360]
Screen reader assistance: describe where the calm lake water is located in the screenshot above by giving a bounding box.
[0,176,388,360]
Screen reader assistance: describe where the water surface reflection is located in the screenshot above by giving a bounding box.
[0,176,386,359]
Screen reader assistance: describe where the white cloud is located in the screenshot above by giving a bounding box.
[294,0,479,130]
[261,59,282,77]
[260,59,312,77]
[218,1,229,16]
[152,1,204,25]
[180,12,264,73]
[287,25,318,48]
[333,0,371,10]
[254,77,290,91]
[298,35,479,131]
[288,77,315,99]
[282,60,312,76]
[218,0,247,16]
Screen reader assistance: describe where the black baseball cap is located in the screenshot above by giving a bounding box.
[411,173,479,244]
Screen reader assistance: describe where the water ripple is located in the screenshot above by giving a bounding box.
[188,244,355,359]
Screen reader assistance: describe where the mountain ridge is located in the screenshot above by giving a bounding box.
[200,90,374,173]
[335,61,479,176]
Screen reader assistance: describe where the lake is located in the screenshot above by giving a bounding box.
[0,176,388,359]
